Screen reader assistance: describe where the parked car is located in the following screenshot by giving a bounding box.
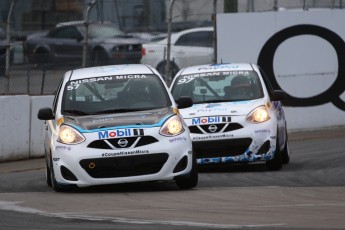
[170,63,290,170]
[25,21,144,68]
[37,64,197,191]
[141,27,214,80]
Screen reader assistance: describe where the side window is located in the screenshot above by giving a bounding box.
[52,77,65,114]
[258,67,274,96]
[50,27,82,39]
[175,31,212,47]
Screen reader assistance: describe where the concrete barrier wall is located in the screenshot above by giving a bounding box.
[0,96,31,162]
[0,95,53,162]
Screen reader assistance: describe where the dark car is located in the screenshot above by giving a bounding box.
[25,21,144,68]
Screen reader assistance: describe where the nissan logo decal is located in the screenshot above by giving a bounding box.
[118,139,128,147]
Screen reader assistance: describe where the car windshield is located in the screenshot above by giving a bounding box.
[61,74,172,115]
[171,70,264,104]
[84,24,125,38]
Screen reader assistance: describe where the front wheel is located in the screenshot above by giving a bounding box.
[89,49,109,67]
[49,156,72,192]
[175,153,198,189]
[33,49,51,69]
[281,129,290,164]
[266,134,283,171]
[45,155,52,187]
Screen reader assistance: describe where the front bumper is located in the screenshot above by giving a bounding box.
[190,121,277,165]
[51,132,193,187]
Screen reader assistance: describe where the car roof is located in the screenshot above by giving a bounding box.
[67,64,156,81]
[178,63,255,75]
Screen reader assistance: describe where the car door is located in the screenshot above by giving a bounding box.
[48,26,83,63]
[173,31,213,69]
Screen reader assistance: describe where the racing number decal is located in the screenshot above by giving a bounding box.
[258,24,345,111]
[67,84,80,90]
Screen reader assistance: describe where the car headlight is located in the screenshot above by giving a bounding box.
[160,115,184,136]
[58,125,85,144]
[246,106,270,123]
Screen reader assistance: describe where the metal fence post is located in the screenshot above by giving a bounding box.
[303,0,307,10]
[82,0,98,68]
[247,0,254,12]
[165,0,175,86]
[273,0,278,11]
[5,0,18,94]
[212,0,217,64]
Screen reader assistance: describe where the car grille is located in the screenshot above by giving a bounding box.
[80,153,169,178]
[189,123,243,134]
[193,138,252,158]
[87,136,158,149]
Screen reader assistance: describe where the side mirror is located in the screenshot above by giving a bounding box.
[270,90,286,101]
[37,107,55,120]
[176,96,193,109]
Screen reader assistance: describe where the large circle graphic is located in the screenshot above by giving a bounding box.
[258,24,345,111]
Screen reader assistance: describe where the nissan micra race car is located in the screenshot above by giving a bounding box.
[170,63,290,170]
[37,64,197,191]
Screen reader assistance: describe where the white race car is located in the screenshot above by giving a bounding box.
[38,64,197,191]
[170,63,290,170]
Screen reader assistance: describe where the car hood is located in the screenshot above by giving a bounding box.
[26,31,49,40]
[179,100,264,118]
[63,107,174,130]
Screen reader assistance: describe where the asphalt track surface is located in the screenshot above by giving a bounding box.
[0,127,345,230]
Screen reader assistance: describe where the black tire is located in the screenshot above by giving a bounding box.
[266,131,283,171]
[45,155,52,187]
[156,61,179,83]
[90,49,109,67]
[175,153,198,190]
[33,49,51,68]
[281,129,290,164]
[49,156,70,192]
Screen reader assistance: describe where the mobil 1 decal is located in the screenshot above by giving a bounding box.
[98,128,144,139]
[192,116,231,125]
[258,24,345,111]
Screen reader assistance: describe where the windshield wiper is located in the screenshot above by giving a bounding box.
[63,110,90,116]
[91,109,142,114]
[194,99,226,104]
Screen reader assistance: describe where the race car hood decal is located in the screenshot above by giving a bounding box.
[63,107,174,130]
[179,100,263,118]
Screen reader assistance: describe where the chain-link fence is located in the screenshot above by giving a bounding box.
[0,0,343,94]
